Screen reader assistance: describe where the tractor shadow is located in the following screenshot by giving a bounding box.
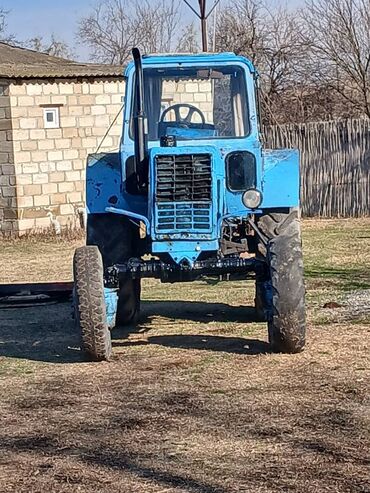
[114,334,270,355]
[112,299,260,340]
[113,300,270,355]
[0,299,266,363]
[142,300,259,323]
[0,301,83,364]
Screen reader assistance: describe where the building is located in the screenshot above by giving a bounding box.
[0,42,124,234]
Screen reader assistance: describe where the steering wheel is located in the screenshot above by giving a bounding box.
[160,103,206,127]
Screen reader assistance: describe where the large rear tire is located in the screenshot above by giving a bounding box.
[257,209,306,353]
[254,280,268,322]
[116,279,141,326]
[87,213,141,326]
[73,246,112,361]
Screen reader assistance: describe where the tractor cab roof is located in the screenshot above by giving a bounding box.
[124,51,256,77]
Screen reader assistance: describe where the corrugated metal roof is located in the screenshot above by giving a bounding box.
[0,42,124,79]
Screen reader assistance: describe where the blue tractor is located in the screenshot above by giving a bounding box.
[73,48,306,361]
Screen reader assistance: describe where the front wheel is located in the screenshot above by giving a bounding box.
[258,209,306,353]
[73,246,112,361]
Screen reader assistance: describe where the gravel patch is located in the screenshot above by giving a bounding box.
[321,289,370,323]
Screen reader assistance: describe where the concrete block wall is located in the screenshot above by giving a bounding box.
[163,80,213,123]
[0,79,17,232]
[3,77,125,234]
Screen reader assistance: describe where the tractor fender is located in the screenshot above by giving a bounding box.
[86,153,147,219]
[86,153,123,213]
[261,149,300,209]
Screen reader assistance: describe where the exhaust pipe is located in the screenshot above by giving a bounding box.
[132,47,148,191]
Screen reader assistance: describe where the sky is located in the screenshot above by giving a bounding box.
[1,0,94,60]
[1,0,303,62]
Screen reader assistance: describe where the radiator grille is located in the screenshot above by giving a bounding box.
[157,202,212,232]
[155,154,212,202]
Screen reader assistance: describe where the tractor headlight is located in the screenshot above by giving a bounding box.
[242,189,262,209]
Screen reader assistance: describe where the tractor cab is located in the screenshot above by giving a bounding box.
[132,60,249,141]
[121,51,260,195]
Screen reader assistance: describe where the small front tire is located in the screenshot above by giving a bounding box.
[73,246,112,361]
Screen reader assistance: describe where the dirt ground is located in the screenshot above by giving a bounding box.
[0,219,369,493]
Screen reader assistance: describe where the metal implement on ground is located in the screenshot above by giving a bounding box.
[73,48,306,361]
[0,282,73,307]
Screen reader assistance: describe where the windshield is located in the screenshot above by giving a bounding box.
[131,65,249,141]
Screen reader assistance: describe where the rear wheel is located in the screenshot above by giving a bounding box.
[257,209,306,353]
[116,279,141,326]
[73,246,112,361]
[254,280,268,322]
[87,213,141,326]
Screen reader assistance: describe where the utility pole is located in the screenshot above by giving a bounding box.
[212,0,219,52]
[183,0,220,52]
[199,1,207,53]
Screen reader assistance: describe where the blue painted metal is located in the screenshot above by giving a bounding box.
[167,127,217,139]
[125,52,257,77]
[105,206,150,229]
[121,55,260,152]
[86,153,147,217]
[104,287,118,329]
[86,153,123,214]
[85,51,300,270]
[152,239,219,266]
[261,149,300,208]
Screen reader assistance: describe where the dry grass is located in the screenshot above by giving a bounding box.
[0,218,369,492]
[0,236,83,283]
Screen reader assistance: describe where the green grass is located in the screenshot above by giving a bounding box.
[301,219,370,312]
[302,219,370,279]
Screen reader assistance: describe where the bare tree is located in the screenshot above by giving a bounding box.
[0,9,72,59]
[176,22,200,53]
[215,0,263,64]
[215,0,308,123]
[135,0,181,53]
[77,0,182,64]
[25,35,73,59]
[78,0,135,64]
[262,4,307,98]
[303,0,370,118]
[0,8,16,43]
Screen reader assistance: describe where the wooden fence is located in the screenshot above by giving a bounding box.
[264,119,370,217]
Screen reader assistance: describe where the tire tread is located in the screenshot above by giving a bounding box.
[73,246,112,361]
[258,209,306,353]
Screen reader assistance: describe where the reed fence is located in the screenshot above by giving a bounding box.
[264,119,370,217]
